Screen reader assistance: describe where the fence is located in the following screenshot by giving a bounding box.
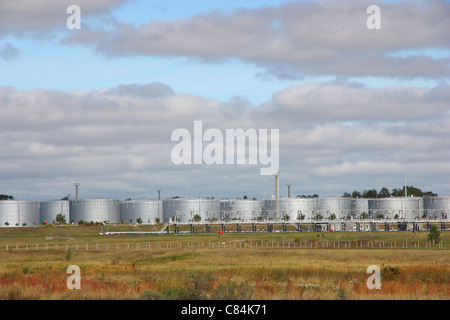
[3,239,446,252]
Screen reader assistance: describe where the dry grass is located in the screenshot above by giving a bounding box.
[0,226,449,300]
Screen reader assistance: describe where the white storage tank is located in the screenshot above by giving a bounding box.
[162,198,221,223]
[120,200,163,224]
[352,198,369,219]
[369,198,402,219]
[423,197,450,220]
[263,198,312,221]
[69,199,120,223]
[18,201,40,227]
[39,200,70,224]
[220,199,232,221]
[404,197,423,220]
[226,199,262,222]
[319,198,352,220]
[369,198,423,220]
[0,200,19,227]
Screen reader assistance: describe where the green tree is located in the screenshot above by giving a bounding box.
[56,213,66,224]
[362,189,377,198]
[379,187,390,198]
[342,192,351,198]
[428,224,441,243]
[352,190,361,198]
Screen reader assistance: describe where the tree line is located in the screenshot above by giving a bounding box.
[342,186,437,199]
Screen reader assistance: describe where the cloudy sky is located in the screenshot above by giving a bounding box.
[0,0,449,201]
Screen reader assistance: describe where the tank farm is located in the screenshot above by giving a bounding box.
[1,196,449,233]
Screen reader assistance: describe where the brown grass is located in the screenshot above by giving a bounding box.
[0,227,449,300]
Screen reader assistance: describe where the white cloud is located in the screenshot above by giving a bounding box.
[0,82,449,199]
[61,0,450,78]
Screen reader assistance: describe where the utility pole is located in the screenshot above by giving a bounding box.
[73,183,80,200]
[157,190,161,201]
[287,184,291,198]
[274,174,279,221]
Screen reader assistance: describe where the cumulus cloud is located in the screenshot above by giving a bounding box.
[0,0,128,37]
[62,0,450,78]
[0,43,20,61]
[0,82,449,199]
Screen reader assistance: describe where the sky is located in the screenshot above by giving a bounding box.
[0,0,449,201]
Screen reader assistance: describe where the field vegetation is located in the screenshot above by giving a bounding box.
[0,224,448,300]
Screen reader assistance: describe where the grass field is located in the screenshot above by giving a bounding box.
[0,224,449,300]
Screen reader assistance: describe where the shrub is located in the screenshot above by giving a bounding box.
[182,271,216,300]
[381,266,400,281]
[211,280,253,300]
[428,224,441,243]
[140,271,253,300]
[66,248,72,261]
[56,213,66,224]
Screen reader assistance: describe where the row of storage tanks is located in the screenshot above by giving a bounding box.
[0,197,449,227]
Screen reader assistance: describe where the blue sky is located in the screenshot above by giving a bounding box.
[0,0,449,200]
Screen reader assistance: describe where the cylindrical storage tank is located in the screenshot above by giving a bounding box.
[369,198,405,219]
[18,201,40,227]
[262,198,314,221]
[352,198,369,219]
[319,198,352,220]
[404,198,423,220]
[39,200,70,224]
[162,198,221,223]
[220,200,232,221]
[120,200,162,224]
[423,197,450,220]
[0,200,19,227]
[261,199,274,220]
[227,199,262,222]
[309,198,321,221]
[69,199,120,223]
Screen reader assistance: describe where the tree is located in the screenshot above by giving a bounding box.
[342,192,351,198]
[352,190,361,198]
[379,187,390,198]
[0,194,14,200]
[362,189,377,198]
[136,217,143,224]
[56,213,66,224]
[193,214,201,222]
[428,224,441,243]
